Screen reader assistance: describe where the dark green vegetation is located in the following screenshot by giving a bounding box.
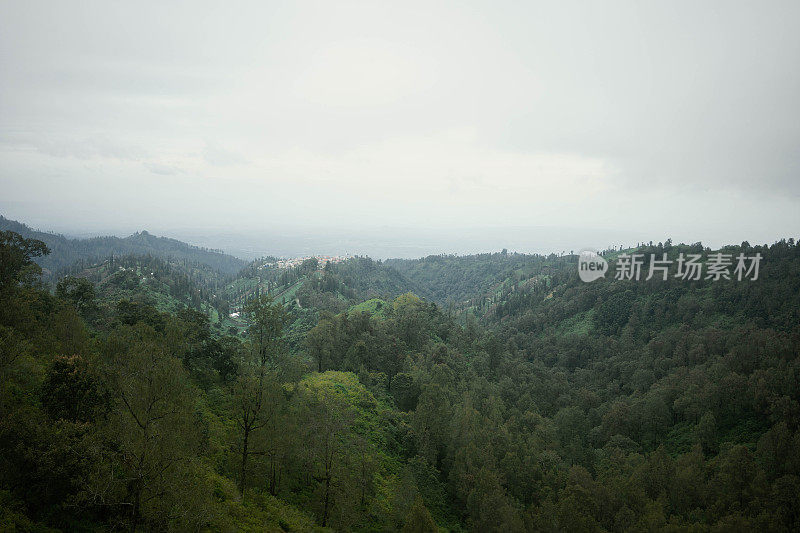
[386,249,545,308]
[0,216,246,276]
[67,254,238,333]
[2,224,800,532]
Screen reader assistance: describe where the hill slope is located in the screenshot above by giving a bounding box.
[0,215,246,276]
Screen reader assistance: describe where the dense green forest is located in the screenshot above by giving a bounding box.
[2,227,800,532]
[385,250,549,307]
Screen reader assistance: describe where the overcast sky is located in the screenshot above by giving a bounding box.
[1,1,799,255]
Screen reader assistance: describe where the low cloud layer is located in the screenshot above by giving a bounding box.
[1,1,798,252]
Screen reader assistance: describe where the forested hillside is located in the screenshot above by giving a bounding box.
[386,250,544,307]
[0,216,246,276]
[61,254,239,333]
[2,230,800,531]
[225,256,422,352]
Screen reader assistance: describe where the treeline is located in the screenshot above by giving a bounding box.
[61,254,235,329]
[386,251,561,307]
[238,256,418,305]
[229,257,423,350]
[0,216,246,276]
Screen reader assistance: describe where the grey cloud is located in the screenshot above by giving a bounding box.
[146,162,183,176]
[0,132,148,161]
[202,143,248,167]
[0,0,798,249]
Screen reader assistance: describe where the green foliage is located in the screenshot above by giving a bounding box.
[402,495,438,533]
[54,276,95,315]
[226,490,329,532]
[350,297,388,317]
[40,354,107,423]
[2,232,800,531]
[386,251,553,306]
[0,229,49,292]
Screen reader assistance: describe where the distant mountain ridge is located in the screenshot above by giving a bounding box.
[0,215,247,275]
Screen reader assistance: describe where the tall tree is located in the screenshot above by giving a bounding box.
[234,294,287,494]
[98,323,200,530]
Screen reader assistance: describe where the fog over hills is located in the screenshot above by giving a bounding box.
[0,215,704,262]
[0,215,246,275]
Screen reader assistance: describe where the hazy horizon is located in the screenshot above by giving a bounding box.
[4,212,796,261]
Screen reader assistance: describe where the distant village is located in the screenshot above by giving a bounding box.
[262,254,351,270]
